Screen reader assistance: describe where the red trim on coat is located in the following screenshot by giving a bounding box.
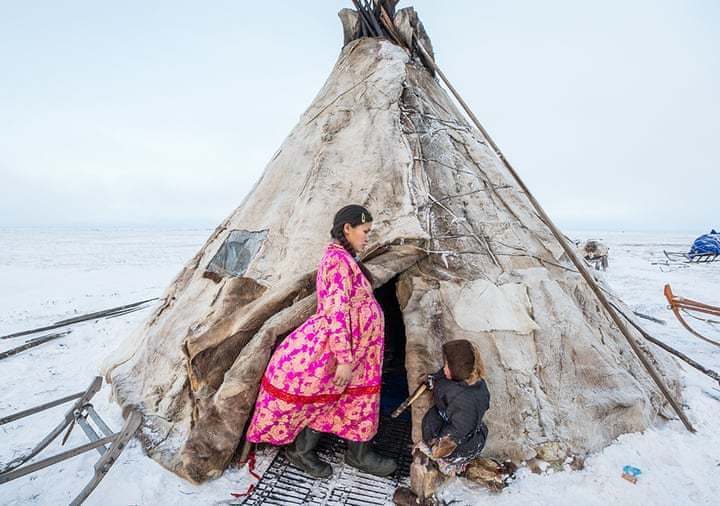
[261,376,380,404]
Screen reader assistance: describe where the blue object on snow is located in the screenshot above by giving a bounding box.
[623,465,642,477]
[689,230,720,256]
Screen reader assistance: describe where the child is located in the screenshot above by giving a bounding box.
[394,339,490,506]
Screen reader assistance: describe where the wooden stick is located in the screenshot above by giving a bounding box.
[75,415,107,456]
[679,305,720,318]
[639,330,720,386]
[53,299,157,325]
[391,383,427,418]
[675,302,720,317]
[614,303,720,385]
[0,390,84,426]
[0,377,102,474]
[0,331,71,361]
[237,439,255,465]
[373,1,409,50]
[672,298,720,315]
[633,311,666,325]
[70,410,142,505]
[409,37,695,433]
[362,0,386,37]
[376,2,403,46]
[0,434,117,485]
[85,405,115,438]
[682,309,720,325]
[351,0,378,37]
[103,306,152,320]
[1,298,158,340]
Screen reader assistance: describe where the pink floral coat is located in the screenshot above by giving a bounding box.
[246,242,385,445]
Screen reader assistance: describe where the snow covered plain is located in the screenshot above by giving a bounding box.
[1,227,718,505]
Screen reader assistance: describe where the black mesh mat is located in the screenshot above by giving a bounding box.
[240,415,412,505]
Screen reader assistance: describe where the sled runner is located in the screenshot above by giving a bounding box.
[663,250,719,264]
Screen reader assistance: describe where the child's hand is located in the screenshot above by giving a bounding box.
[426,374,435,390]
[333,363,352,389]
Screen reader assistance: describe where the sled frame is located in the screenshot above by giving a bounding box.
[0,376,142,505]
[664,284,720,348]
[663,250,719,264]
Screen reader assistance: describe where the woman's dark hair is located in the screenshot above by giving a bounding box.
[330,205,375,287]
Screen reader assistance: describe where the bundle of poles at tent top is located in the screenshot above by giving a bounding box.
[357,0,695,432]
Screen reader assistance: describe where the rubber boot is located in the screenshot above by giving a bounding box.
[345,440,397,477]
[284,427,332,478]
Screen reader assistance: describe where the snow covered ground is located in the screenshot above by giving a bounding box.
[1,227,718,505]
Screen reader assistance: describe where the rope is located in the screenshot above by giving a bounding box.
[681,308,720,326]
[231,450,261,499]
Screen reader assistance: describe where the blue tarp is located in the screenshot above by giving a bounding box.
[689,229,720,256]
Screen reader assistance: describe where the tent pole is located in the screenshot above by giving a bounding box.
[373,2,694,432]
[408,38,694,433]
[368,1,696,432]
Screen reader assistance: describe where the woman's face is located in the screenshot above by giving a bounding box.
[343,222,373,254]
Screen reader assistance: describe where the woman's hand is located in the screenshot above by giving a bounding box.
[333,363,352,389]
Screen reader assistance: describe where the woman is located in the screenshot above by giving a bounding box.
[246,205,396,479]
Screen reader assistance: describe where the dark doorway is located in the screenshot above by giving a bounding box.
[375,275,410,421]
[371,274,413,480]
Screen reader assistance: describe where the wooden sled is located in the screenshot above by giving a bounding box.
[664,284,720,348]
[0,376,142,505]
[663,250,719,264]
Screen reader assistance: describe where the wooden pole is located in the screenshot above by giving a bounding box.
[632,311,666,325]
[384,22,696,432]
[237,439,255,465]
[391,383,428,418]
[616,306,720,386]
[1,298,158,340]
[0,331,71,361]
[70,411,142,506]
[0,377,103,473]
[0,391,85,426]
[0,435,116,484]
[351,0,379,37]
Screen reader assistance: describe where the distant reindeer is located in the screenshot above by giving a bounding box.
[578,240,609,271]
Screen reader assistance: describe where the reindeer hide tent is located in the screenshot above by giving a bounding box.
[104,5,682,484]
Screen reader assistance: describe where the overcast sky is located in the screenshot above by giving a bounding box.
[1,1,718,232]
